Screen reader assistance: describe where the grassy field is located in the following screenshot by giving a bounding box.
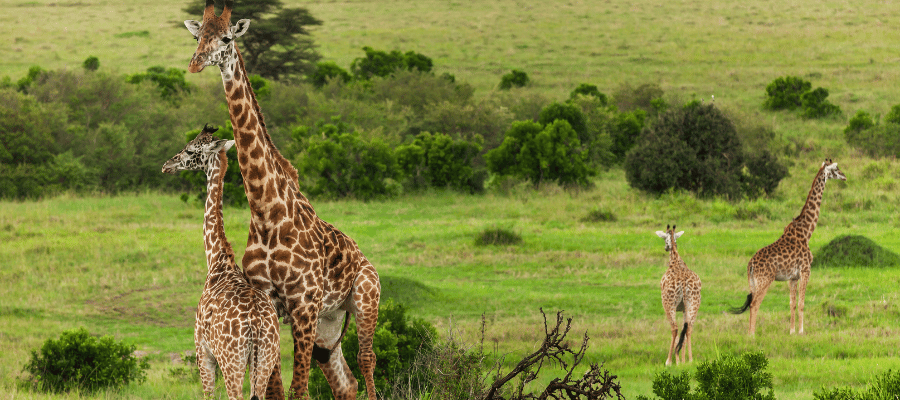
[3,0,900,398]
[2,152,900,399]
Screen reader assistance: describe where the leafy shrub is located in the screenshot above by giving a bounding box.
[16,65,45,93]
[296,121,401,200]
[373,69,474,114]
[814,369,900,400]
[609,109,647,162]
[82,56,99,71]
[812,235,900,269]
[20,327,150,394]
[416,96,514,152]
[538,101,587,143]
[498,69,529,90]
[885,104,900,124]
[569,83,608,105]
[351,47,433,80]
[247,74,271,98]
[801,87,841,119]
[311,61,352,87]
[845,110,876,138]
[308,299,437,398]
[625,101,786,199]
[486,120,594,187]
[395,132,484,192]
[125,66,191,99]
[763,76,811,111]
[475,227,522,246]
[636,351,775,400]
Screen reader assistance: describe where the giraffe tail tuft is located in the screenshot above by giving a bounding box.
[250,397,259,400]
[674,322,688,354]
[729,293,753,314]
[312,343,332,364]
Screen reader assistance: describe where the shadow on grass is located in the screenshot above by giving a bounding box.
[379,275,438,309]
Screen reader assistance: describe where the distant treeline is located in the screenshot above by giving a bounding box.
[1,50,791,203]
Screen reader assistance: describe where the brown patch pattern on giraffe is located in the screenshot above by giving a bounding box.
[162,125,281,400]
[185,2,380,399]
[655,225,701,366]
[730,159,847,335]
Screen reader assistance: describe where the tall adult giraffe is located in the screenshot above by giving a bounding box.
[162,125,280,400]
[184,2,380,399]
[730,159,846,335]
[655,225,701,366]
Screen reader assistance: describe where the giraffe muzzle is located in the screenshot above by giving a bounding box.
[189,54,207,73]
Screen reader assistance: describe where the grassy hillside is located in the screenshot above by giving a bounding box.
[3,0,900,398]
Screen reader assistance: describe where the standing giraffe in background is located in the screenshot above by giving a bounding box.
[161,125,280,400]
[730,159,847,335]
[656,225,702,366]
[184,2,380,399]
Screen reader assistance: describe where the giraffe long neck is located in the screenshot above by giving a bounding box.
[669,247,682,268]
[787,168,828,243]
[217,45,313,220]
[203,151,237,275]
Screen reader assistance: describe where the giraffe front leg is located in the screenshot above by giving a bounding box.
[287,304,319,400]
[353,265,380,400]
[798,271,810,334]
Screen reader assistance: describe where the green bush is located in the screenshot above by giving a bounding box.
[885,104,900,124]
[538,101,588,143]
[609,109,647,162]
[373,69,474,114]
[248,74,271,98]
[125,66,191,99]
[845,110,876,138]
[486,120,594,187]
[625,101,786,199]
[416,96,514,152]
[763,76,811,111]
[581,208,617,222]
[395,132,483,192]
[498,69,529,90]
[636,351,775,400]
[569,83,608,105]
[814,369,900,400]
[351,47,433,80]
[20,327,150,394]
[16,65,45,93]
[613,82,664,113]
[82,56,100,72]
[311,61,352,87]
[308,299,437,398]
[800,87,841,119]
[297,121,401,200]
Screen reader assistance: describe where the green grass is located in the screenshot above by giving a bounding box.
[2,156,900,398]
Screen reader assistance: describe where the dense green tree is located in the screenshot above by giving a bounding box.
[126,66,191,99]
[569,83,608,105]
[311,61,352,87]
[763,76,811,111]
[498,69,529,90]
[183,0,322,81]
[486,119,593,187]
[395,132,483,191]
[351,47,433,80]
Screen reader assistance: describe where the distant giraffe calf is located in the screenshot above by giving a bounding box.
[655,224,701,366]
[162,125,281,400]
[730,159,847,336]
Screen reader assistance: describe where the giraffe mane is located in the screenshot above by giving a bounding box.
[233,45,301,189]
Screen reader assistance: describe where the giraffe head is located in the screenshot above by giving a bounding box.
[821,159,847,182]
[184,0,250,74]
[655,224,684,253]
[162,124,234,174]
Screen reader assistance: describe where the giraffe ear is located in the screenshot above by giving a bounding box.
[209,139,233,153]
[674,231,684,239]
[232,19,251,37]
[655,231,667,239]
[224,140,235,152]
[185,20,202,37]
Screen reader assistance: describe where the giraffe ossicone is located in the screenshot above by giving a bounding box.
[184,2,381,399]
[162,124,281,400]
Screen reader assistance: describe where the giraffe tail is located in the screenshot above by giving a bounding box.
[674,322,688,354]
[729,293,753,314]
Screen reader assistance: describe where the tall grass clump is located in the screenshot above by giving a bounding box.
[814,369,900,400]
[475,227,522,246]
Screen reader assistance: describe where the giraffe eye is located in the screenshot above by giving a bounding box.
[222,36,232,44]
[194,36,199,42]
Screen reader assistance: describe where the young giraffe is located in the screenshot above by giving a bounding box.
[161,125,280,400]
[655,224,701,366]
[730,159,847,335]
[184,2,380,399]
